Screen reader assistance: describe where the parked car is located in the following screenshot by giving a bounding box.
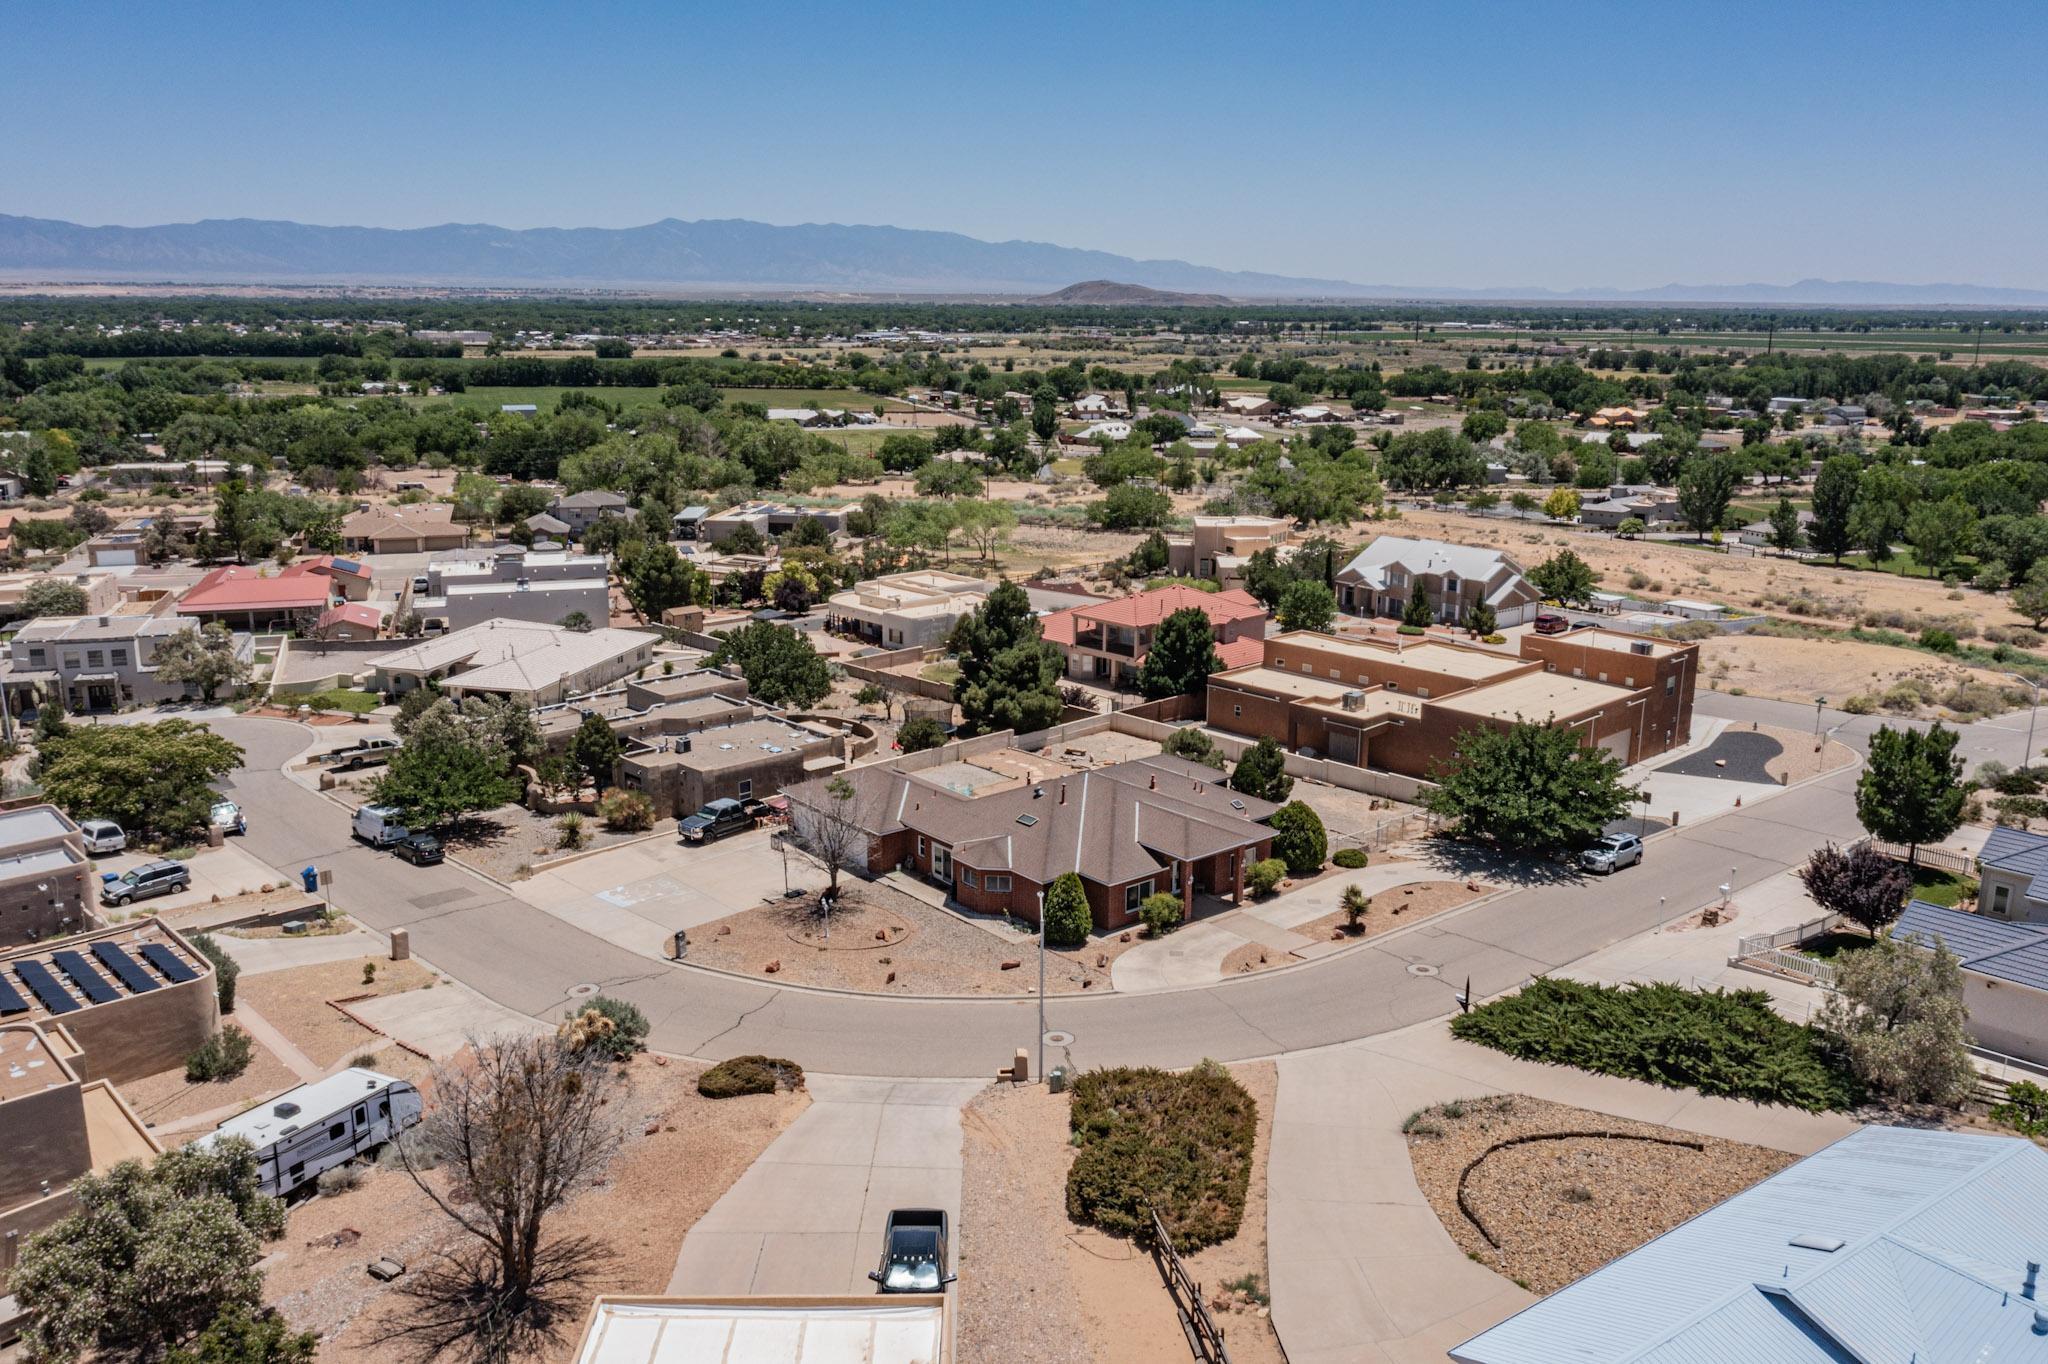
[352,804,410,848]
[102,859,191,907]
[328,738,399,771]
[390,831,444,866]
[1580,832,1645,874]
[211,800,246,835]
[79,819,127,855]
[1533,612,1571,634]
[868,1209,954,1294]
[679,798,754,845]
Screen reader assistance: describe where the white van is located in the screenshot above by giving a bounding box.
[351,804,410,847]
[208,1068,424,1197]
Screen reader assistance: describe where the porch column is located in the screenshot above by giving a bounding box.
[1181,860,1194,918]
[1232,850,1246,905]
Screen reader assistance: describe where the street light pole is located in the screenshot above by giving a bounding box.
[1036,890,1047,1084]
[2008,674,2042,768]
[1814,696,1825,738]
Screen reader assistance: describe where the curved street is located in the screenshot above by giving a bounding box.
[212,693,2024,1079]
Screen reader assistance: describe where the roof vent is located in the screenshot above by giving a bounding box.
[1230,799,1246,811]
[1788,1234,1845,1253]
[273,1101,302,1118]
[2027,1261,2041,1302]
[1016,814,1038,827]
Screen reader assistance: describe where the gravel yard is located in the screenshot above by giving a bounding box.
[957,1066,1285,1364]
[121,1029,303,1132]
[441,804,676,884]
[264,1052,807,1361]
[236,957,440,1068]
[1405,1094,1793,1294]
[1293,879,1494,944]
[686,881,1141,994]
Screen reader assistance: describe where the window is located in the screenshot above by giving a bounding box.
[1273,657,1284,668]
[86,650,103,668]
[961,868,978,889]
[1329,668,1340,679]
[111,648,129,667]
[62,654,79,670]
[1301,663,1312,674]
[917,836,926,857]
[1416,687,1429,699]
[1992,885,2012,916]
[354,1105,367,1126]
[26,648,44,666]
[328,1122,346,1140]
[1598,672,1608,684]
[737,779,753,798]
[986,875,1011,893]
[1124,880,1151,914]
[1444,575,1459,593]
[1386,681,1399,692]
[1665,676,1677,694]
[1624,676,1635,688]
[1233,704,1242,717]
[288,1161,305,1182]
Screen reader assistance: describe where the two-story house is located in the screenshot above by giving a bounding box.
[1165,516,1294,588]
[3,613,248,712]
[1335,536,1540,627]
[1040,584,1268,687]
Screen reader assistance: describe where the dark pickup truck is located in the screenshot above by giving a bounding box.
[868,1209,954,1294]
[678,798,758,845]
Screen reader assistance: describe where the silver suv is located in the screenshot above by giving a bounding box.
[1579,833,1644,874]
[101,860,191,907]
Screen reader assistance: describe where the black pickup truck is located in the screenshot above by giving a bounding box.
[678,798,757,845]
[868,1209,954,1294]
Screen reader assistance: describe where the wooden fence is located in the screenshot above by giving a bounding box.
[1150,1208,1231,1364]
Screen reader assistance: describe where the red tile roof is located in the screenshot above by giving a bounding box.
[1216,634,1266,669]
[1041,585,1268,649]
[316,603,384,631]
[178,565,335,614]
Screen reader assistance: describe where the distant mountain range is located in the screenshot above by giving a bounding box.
[1028,280,1231,306]
[1,213,2044,306]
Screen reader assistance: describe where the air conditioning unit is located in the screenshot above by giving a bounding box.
[1630,640,1653,656]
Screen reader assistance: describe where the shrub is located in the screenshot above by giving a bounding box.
[1919,628,1959,653]
[1991,1079,2048,1137]
[556,811,586,850]
[895,715,949,752]
[1341,884,1369,932]
[1140,891,1183,937]
[190,931,239,1013]
[1268,801,1327,875]
[698,1054,805,1098]
[854,683,884,706]
[1332,847,1368,869]
[316,1163,365,1197]
[562,995,650,1060]
[1065,1062,1256,1249]
[1042,871,1092,949]
[597,787,655,832]
[1482,633,1506,644]
[185,1024,256,1082]
[1451,977,1857,1111]
[1247,858,1287,897]
[1840,693,1877,715]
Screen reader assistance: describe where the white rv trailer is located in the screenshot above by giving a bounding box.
[208,1067,424,1196]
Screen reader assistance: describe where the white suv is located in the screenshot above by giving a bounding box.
[79,820,127,855]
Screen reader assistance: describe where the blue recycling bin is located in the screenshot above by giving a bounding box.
[301,866,318,894]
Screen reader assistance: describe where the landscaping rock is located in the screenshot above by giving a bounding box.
[764,959,781,973]
[1001,960,1021,970]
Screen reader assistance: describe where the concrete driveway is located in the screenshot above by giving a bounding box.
[667,1076,982,1296]
[96,838,288,913]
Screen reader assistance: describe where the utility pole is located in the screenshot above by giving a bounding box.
[2009,673,2042,767]
[1036,890,1047,1084]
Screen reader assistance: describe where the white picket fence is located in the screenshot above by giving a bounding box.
[1739,946,1839,989]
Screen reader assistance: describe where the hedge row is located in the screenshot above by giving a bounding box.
[1064,1062,1256,1250]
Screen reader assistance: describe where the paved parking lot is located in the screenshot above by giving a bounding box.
[96,838,290,913]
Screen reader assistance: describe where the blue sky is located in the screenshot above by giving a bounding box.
[7,0,2044,289]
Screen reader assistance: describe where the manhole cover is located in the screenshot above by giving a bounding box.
[1043,1030,1074,1047]
[567,982,599,998]
[1406,963,1441,978]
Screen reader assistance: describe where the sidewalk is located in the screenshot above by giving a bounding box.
[1268,1019,1857,1364]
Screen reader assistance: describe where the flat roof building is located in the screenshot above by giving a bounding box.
[0,805,96,948]
[373,620,659,707]
[824,570,994,649]
[411,547,611,633]
[573,1295,946,1364]
[0,917,217,1084]
[616,715,841,819]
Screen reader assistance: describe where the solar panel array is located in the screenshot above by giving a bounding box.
[0,975,26,1016]
[14,960,78,1015]
[91,941,160,994]
[52,951,118,1005]
[0,938,198,1017]
[140,943,199,984]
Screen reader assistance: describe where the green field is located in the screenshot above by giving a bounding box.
[1554,329,2048,359]
[406,385,910,414]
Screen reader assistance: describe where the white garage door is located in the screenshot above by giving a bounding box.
[1597,729,1632,762]
[95,549,138,566]
[1495,602,1536,627]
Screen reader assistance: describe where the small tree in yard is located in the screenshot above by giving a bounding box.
[895,715,948,752]
[1140,891,1183,937]
[569,711,622,792]
[163,1305,316,1364]
[1463,600,1496,636]
[596,787,654,832]
[385,1035,623,1364]
[21,576,88,618]
[1425,720,1634,852]
[1529,548,1597,606]
[1231,736,1293,803]
[1268,801,1327,875]
[2013,562,2048,630]
[1276,580,1336,633]
[1246,858,1288,897]
[1543,487,1581,522]
[1818,939,1975,1105]
[153,622,252,703]
[1043,871,1093,948]
[13,1140,286,1364]
[1799,843,1913,934]
[1856,723,1966,865]
[1401,579,1433,628]
[1136,605,1222,700]
[35,718,243,840]
[1342,884,1369,933]
[1161,726,1226,770]
[373,727,520,829]
[786,774,865,897]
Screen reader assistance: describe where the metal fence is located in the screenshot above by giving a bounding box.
[1853,837,1976,876]
[1150,1208,1232,1364]
[1335,812,1430,854]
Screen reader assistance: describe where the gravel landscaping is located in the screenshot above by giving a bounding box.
[441,803,677,883]
[1222,879,1493,977]
[1405,1094,1793,1294]
[121,1030,303,1131]
[686,881,1143,994]
[236,956,440,1068]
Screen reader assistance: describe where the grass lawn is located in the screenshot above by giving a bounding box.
[1909,865,1978,907]
[1798,930,1882,960]
[1833,548,1986,580]
[919,662,961,685]
[408,385,912,416]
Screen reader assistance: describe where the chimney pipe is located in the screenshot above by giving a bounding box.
[2027,1262,2041,1301]
[1059,783,1067,805]
[1149,774,1156,790]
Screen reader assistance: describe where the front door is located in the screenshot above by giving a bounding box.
[1329,727,1359,765]
[932,847,953,884]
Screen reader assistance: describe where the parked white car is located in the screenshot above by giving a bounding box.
[79,819,127,855]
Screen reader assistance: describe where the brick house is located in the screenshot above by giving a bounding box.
[1041,585,1269,688]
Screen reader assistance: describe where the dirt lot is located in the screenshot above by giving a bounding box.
[1404,1094,1793,1294]
[957,1064,1284,1364]
[262,1052,807,1362]
[443,804,674,883]
[122,1027,304,1132]
[685,882,1142,994]
[237,957,441,1068]
[1698,632,2010,711]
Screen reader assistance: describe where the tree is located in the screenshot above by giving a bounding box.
[951,581,1063,736]
[1401,578,1433,627]
[1140,891,1183,936]
[1424,721,1634,851]
[1767,496,1804,552]
[1464,600,1497,635]
[915,459,982,499]
[1542,487,1581,522]
[1808,454,1861,563]
[1818,939,1974,1105]
[621,539,703,621]
[153,622,251,703]
[896,715,948,752]
[374,725,522,826]
[1528,548,1597,606]
[1125,529,1170,576]
[1341,883,1369,932]
[1231,736,1294,803]
[555,610,592,632]
[13,1140,286,1364]
[1856,723,1965,865]
[385,1035,622,1364]
[1137,606,1223,700]
[1161,726,1226,770]
[785,774,866,897]
[22,444,57,497]
[2013,561,2048,629]
[1798,842,1913,934]
[718,521,768,556]
[1276,580,1336,633]
[1676,453,1738,539]
[1268,801,1327,875]
[569,711,622,792]
[37,719,243,838]
[20,576,88,618]
[1042,871,1092,948]
[1904,495,1976,578]
[1615,515,1646,539]
[1087,484,1173,529]
[706,621,834,707]
[162,1306,317,1364]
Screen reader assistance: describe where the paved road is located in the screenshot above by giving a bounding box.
[212,709,1877,1078]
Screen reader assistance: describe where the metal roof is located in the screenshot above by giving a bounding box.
[1452,1125,2048,1364]
[1893,899,2048,993]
